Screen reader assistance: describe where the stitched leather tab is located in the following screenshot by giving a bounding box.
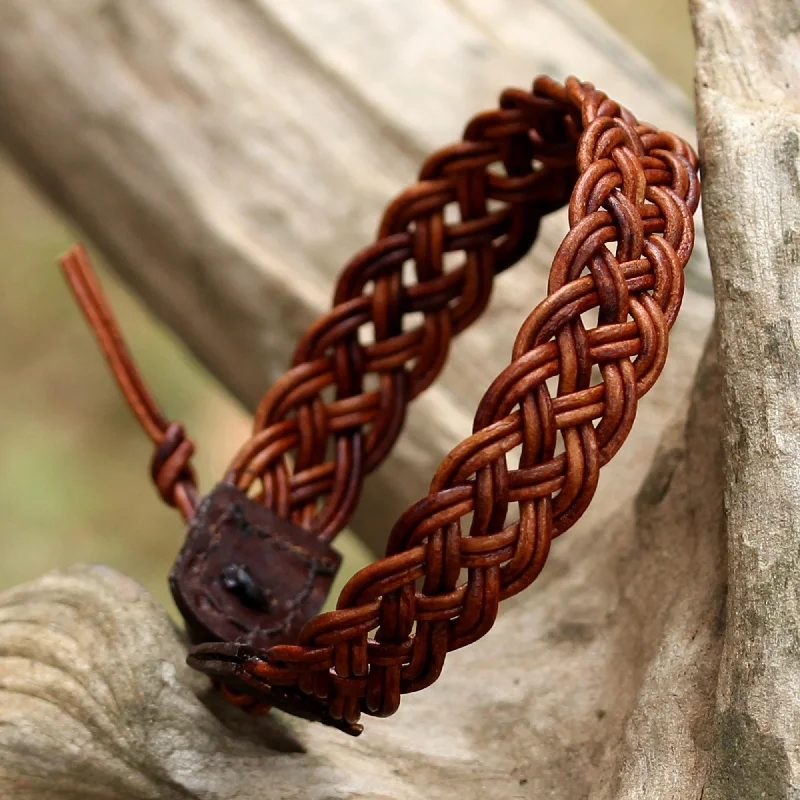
[170,483,340,651]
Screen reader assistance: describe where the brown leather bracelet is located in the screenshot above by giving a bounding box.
[59,75,700,737]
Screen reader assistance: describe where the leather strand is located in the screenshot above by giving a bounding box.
[59,245,198,521]
[61,74,700,729]
[232,76,699,725]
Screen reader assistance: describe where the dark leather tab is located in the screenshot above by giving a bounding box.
[170,483,340,651]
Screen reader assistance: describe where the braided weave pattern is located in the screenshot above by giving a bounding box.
[225,78,580,539]
[229,76,700,726]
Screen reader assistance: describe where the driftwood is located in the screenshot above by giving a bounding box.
[0,0,795,797]
[0,0,711,554]
[691,0,800,793]
[0,342,724,799]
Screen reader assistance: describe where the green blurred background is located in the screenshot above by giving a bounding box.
[0,2,694,615]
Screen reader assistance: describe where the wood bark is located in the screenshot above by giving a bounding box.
[692,0,800,794]
[0,0,795,797]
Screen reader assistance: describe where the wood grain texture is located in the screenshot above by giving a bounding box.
[7,0,786,797]
[693,0,800,795]
[0,0,712,555]
[0,340,727,799]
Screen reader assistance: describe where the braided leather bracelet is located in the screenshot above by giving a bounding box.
[59,76,700,736]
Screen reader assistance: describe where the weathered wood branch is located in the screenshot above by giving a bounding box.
[0,0,712,554]
[0,338,725,799]
[692,0,800,793]
[0,0,796,796]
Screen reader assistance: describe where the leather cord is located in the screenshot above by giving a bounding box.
[60,75,700,731]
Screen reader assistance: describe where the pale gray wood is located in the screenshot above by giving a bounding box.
[0,339,727,800]
[693,0,800,795]
[10,0,795,797]
[0,0,712,555]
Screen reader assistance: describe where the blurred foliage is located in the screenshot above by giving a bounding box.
[0,1,692,614]
[0,164,240,612]
[589,0,694,96]
[0,163,372,615]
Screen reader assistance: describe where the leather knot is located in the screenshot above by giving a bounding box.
[150,422,197,510]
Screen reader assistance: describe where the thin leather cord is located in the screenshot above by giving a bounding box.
[60,246,198,521]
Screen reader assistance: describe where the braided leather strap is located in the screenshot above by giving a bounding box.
[221,76,700,725]
[224,79,578,538]
[60,74,699,734]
